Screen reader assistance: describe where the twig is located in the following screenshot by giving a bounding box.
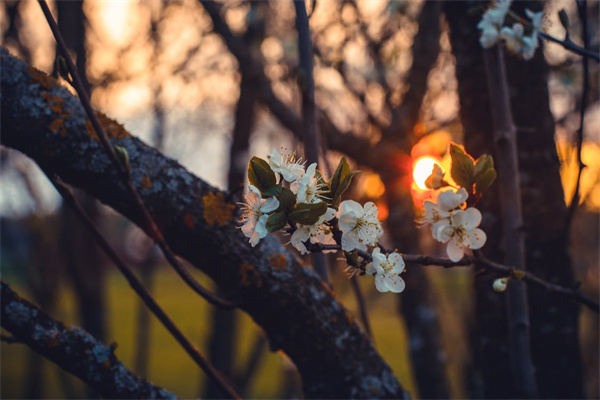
[37,0,234,310]
[307,243,599,313]
[50,178,242,400]
[564,0,590,234]
[538,31,599,62]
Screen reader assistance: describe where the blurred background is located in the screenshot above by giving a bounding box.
[0,0,598,398]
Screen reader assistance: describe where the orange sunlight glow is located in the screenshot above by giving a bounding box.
[413,157,442,191]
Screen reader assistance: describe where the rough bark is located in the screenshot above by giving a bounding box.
[445,1,583,398]
[0,47,406,399]
[0,281,178,399]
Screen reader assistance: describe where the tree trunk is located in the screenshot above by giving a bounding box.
[445,1,583,397]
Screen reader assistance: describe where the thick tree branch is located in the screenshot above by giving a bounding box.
[0,48,406,399]
[1,281,178,399]
[52,178,240,399]
[38,0,233,310]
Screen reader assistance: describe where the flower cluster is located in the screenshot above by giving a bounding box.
[422,188,487,261]
[240,148,402,293]
[419,144,494,261]
[478,0,544,60]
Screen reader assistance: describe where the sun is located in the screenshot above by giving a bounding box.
[413,157,442,190]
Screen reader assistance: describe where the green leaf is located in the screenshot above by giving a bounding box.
[289,201,328,225]
[332,171,360,207]
[262,182,282,198]
[328,157,351,198]
[474,168,497,194]
[450,144,474,189]
[473,154,494,181]
[113,145,130,173]
[248,157,276,192]
[276,187,297,211]
[344,251,361,268]
[512,270,526,280]
[328,157,359,207]
[558,9,570,31]
[266,211,288,233]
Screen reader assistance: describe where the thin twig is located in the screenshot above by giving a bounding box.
[37,0,234,309]
[50,178,242,400]
[538,31,599,62]
[307,243,599,313]
[564,0,590,234]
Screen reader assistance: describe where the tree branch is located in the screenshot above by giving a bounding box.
[37,0,233,310]
[51,178,241,399]
[310,243,599,312]
[1,280,178,399]
[0,47,406,399]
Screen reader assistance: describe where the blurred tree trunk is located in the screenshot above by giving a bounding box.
[445,1,583,398]
[380,2,450,398]
[205,4,265,398]
[2,1,31,61]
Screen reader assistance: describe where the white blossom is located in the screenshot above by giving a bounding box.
[500,22,539,60]
[266,148,305,183]
[240,185,279,246]
[434,207,487,262]
[425,164,446,190]
[365,248,406,293]
[292,163,327,204]
[526,9,543,31]
[478,0,512,48]
[421,188,468,240]
[291,208,336,255]
[338,200,383,251]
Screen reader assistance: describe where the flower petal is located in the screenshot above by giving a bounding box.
[464,228,487,250]
[366,262,376,275]
[338,211,358,233]
[384,275,406,293]
[435,223,454,243]
[339,200,363,217]
[341,231,360,252]
[291,228,310,254]
[374,275,390,293]
[447,238,464,262]
[388,253,405,274]
[363,202,379,219]
[437,188,468,213]
[453,207,482,229]
[261,196,280,213]
[256,214,270,239]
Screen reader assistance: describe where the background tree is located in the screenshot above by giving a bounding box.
[1,1,598,398]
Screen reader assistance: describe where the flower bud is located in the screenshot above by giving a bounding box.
[493,277,509,292]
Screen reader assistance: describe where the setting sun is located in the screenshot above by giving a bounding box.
[413,157,442,190]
